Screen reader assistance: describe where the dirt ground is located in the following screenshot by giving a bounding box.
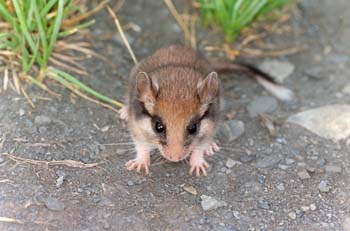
[1,0,350,230]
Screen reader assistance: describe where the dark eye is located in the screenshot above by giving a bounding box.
[155,121,166,133]
[187,123,197,135]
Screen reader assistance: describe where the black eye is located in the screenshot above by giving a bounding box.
[187,123,197,135]
[155,121,166,133]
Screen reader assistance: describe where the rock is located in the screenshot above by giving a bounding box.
[259,59,295,83]
[34,115,51,125]
[288,211,297,220]
[325,165,342,173]
[285,158,295,165]
[127,180,134,186]
[218,120,245,141]
[304,67,325,79]
[256,154,282,168]
[183,186,197,195]
[258,199,270,210]
[0,156,5,164]
[43,197,65,211]
[318,180,331,193]
[19,109,25,116]
[200,195,227,211]
[239,154,256,163]
[310,204,317,211]
[301,206,310,212]
[287,105,350,141]
[276,183,285,191]
[55,170,66,188]
[278,164,289,170]
[247,96,278,117]
[342,217,350,231]
[298,169,311,180]
[225,158,239,168]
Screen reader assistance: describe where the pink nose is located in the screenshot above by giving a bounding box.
[164,146,184,162]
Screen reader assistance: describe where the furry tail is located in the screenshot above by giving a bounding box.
[210,61,295,102]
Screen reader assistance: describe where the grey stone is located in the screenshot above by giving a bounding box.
[200,195,227,211]
[256,154,282,168]
[325,165,342,173]
[318,180,331,193]
[342,84,350,95]
[298,169,311,180]
[288,211,297,220]
[259,59,295,83]
[287,105,350,141]
[276,183,285,191]
[218,120,245,141]
[0,156,5,164]
[225,158,238,168]
[258,199,270,210]
[127,181,134,186]
[310,204,317,211]
[304,67,325,79]
[19,109,25,116]
[43,197,65,211]
[55,170,66,188]
[285,158,295,165]
[34,115,51,125]
[239,154,256,163]
[247,96,278,117]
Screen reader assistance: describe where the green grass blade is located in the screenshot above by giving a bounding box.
[47,0,64,58]
[33,0,48,66]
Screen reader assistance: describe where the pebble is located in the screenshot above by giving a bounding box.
[34,115,51,125]
[19,109,25,116]
[318,180,331,193]
[200,195,227,211]
[288,211,297,220]
[278,164,289,170]
[310,204,317,211]
[127,180,134,186]
[304,67,325,79]
[183,186,198,195]
[342,84,350,94]
[325,165,342,173]
[301,206,310,212]
[225,158,239,168]
[287,104,350,141]
[258,199,270,210]
[43,196,65,211]
[239,154,256,163]
[256,154,282,168]
[55,170,66,188]
[247,96,278,117]
[218,120,245,142]
[258,59,295,83]
[276,183,285,191]
[297,169,311,180]
[285,158,295,165]
[0,156,5,164]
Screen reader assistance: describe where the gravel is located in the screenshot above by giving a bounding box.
[318,180,331,193]
[259,59,295,83]
[34,115,51,125]
[255,154,282,168]
[325,165,342,173]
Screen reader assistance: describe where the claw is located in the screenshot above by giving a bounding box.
[119,106,129,121]
[189,159,209,177]
[204,142,220,156]
[125,157,150,174]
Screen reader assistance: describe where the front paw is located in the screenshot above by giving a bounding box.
[189,157,209,177]
[125,157,150,174]
[119,105,129,121]
[204,141,220,156]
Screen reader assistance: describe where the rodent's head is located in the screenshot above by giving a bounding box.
[132,70,220,162]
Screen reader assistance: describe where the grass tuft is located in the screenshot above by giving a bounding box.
[0,0,122,110]
[199,0,293,43]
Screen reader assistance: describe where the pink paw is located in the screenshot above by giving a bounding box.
[189,157,209,177]
[119,106,128,121]
[204,142,220,156]
[125,157,150,174]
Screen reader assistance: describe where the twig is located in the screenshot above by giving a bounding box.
[61,0,110,29]
[20,87,35,108]
[0,152,99,168]
[107,6,138,65]
[241,46,306,57]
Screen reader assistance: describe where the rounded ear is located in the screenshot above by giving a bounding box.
[136,72,159,100]
[136,72,159,113]
[197,72,220,103]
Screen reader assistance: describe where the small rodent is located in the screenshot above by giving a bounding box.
[120,45,294,176]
